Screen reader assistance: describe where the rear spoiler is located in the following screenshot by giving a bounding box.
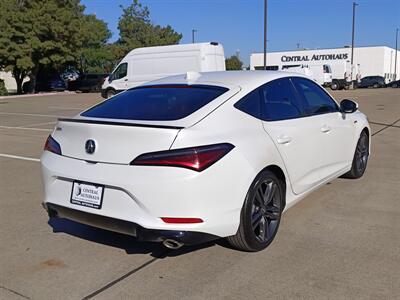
[57,118,184,130]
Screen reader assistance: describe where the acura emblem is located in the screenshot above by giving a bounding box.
[85,139,96,154]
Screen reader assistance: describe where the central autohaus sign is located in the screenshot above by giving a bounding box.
[281,53,349,62]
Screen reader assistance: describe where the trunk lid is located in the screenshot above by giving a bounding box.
[52,119,181,164]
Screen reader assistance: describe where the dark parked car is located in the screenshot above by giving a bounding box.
[23,73,66,93]
[387,79,400,88]
[358,76,385,88]
[69,73,108,92]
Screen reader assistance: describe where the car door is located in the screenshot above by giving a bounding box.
[110,62,128,91]
[260,77,326,195]
[292,77,356,180]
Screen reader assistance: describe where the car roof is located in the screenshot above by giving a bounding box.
[142,70,308,90]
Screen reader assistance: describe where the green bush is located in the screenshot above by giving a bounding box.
[0,79,8,96]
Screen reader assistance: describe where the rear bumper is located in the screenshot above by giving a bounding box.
[41,150,253,238]
[44,202,219,245]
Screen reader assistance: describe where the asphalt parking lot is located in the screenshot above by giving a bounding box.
[0,88,399,299]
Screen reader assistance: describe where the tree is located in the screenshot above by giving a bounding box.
[0,0,111,93]
[225,55,243,70]
[0,1,34,94]
[115,0,182,61]
[0,79,8,96]
[77,14,112,74]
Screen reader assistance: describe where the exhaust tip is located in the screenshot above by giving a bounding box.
[163,239,184,249]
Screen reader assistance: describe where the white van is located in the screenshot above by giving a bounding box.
[101,42,226,98]
[279,64,332,86]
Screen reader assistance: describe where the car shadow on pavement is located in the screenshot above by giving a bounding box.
[48,218,217,258]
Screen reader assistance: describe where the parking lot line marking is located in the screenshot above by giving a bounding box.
[0,125,52,132]
[0,153,40,162]
[23,121,57,128]
[0,112,63,118]
[48,106,86,110]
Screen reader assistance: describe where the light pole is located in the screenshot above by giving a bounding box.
[192,29,197,44]
[395,28,399,81]
[263,0,267,70]
[350,2,358,88]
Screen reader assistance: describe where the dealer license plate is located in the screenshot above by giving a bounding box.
[70,181,104,209]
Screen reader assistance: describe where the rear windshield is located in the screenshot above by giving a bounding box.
[81,85,228,121]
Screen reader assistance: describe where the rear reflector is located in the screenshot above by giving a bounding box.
[44,135,62,155]
[161,217,203,224]
[130,143,234,172]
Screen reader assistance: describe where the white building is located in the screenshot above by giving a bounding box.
[250,46,400,84]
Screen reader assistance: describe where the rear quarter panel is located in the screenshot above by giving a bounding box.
[171,94,292,216]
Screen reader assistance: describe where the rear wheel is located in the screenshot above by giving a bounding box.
[343,131,369,179]
[106,89,116,98]
[373,83,379,88]
[227,170,284,252]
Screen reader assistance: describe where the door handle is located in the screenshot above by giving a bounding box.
[277,135,292,144]
[124,78,128,81]
[321,125,331,133]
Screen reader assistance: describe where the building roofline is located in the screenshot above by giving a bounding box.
[251,45,398,56]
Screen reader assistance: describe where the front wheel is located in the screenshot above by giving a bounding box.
[342,131,369,179]
[227,170,284,252]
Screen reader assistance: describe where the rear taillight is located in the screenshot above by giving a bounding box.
[44,135,62,155]
[130,143,234,172]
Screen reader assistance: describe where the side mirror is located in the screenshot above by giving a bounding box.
[340,99,358,113]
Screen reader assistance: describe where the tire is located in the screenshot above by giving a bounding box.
[330,81,339,90]
[342,131,369,179]
[392,83,398,88]
[227,170,284,252]
[373,83,379,88]
[106,89,116,98]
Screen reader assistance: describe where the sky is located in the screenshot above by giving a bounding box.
[81,0,400,66]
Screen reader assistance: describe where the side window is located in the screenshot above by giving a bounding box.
[260,78,304,121]
[112,63,128,80]
[292,77,338,116]
[234,89,261,118]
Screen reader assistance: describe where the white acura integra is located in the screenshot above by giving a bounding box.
[41,71,370,252]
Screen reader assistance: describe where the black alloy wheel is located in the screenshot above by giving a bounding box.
[343,131,369,179]
[227,170,284,252]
